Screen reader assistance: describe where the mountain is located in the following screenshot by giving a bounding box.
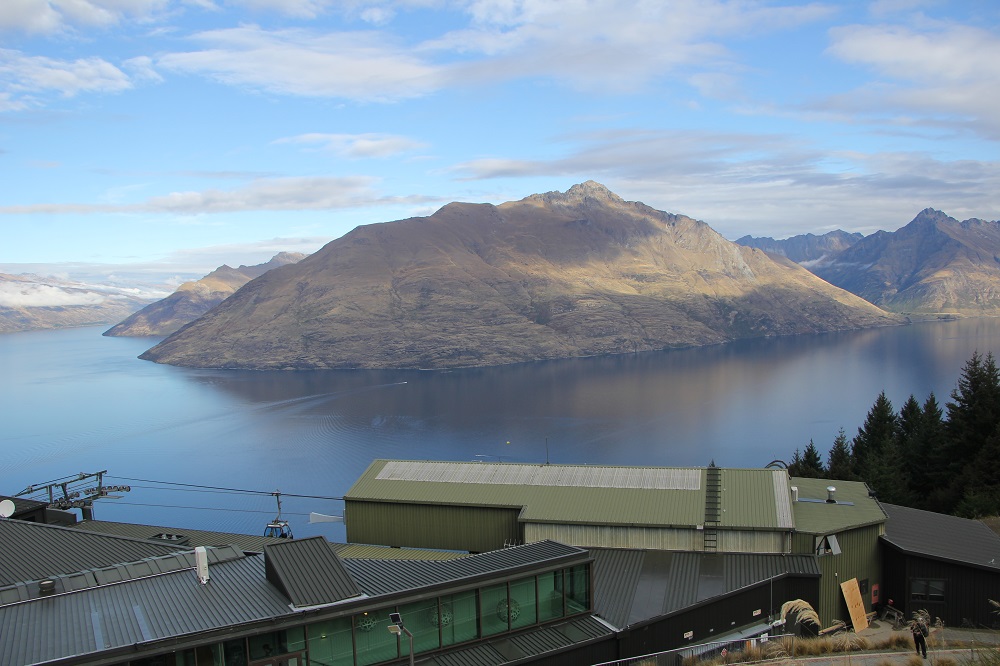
[140,182,903,370]
[735,230,863,264]
[809,209,1000,315]
[104,252,305,337]
[0,273,157,333]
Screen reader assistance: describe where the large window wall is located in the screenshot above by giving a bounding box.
[124,564,590,666]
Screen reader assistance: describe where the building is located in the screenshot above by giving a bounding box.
[881,503,1000,628]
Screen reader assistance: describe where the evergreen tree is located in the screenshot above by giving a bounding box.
[786,449,805,477]
[852,391,898,480]
[826,428,856,481]
[912,393,948,511]
[942,352,1000,512]
[799,440,825,478]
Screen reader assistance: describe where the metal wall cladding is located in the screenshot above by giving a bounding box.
[813,524,883,628]
[716,530,787,554]
[345,500,521,552]
[525,524,700,551]
[882,543,1000,628]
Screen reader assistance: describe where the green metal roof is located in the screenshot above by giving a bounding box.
[789,477,886,535]
[347,461,795,530]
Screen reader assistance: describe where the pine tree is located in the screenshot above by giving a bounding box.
[787,449,806,477]
[912,393,948,511]
[942,352,1000,512]
[826,428,855,481]
[852,391,899,480]
[800,440,825,478]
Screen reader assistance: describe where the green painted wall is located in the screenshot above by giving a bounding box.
[345,501,521,552]
[810,525,883,627]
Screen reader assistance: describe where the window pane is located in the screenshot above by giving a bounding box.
[509,577,537,629]
[537,570,565,622]
[480,583,510,636]
[567,565,590,614]
[928,580,945,602]
[354,610,398,666]
[440,590,479,647]
[398,599,441,654]
[910,579,928,601]
[306,617,353,666]
[222,639,247,666]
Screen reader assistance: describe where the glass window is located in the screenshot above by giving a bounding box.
[354,609,398,666]
[222,639,247,666]
[480,583,510,636]
[509,576,537,629]
[566,565,590,614]
[440,590,478,647]
[398,599,441,654]
[194,644,223,666]
[910,579,945,603]
[537,570,565,622]
[306,617,353,666]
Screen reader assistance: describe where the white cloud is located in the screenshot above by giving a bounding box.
[158,25,443,101]
[0,281,106,307]
[0,175,441,215]
[0,0,169,34]
[274,132,426,158]
[449,127,1000,238]
[0,49,133,107]
[825,23,1000,139]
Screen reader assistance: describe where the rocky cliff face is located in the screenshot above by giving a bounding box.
[140,182,903,370]
[104,252,305,337]
[809,209,1000,315]
[735,230,863,264]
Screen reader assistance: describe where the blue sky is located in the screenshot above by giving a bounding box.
[1,0,998,281]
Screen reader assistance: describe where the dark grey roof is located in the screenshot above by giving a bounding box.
[0,555,293,666]
[0,496,47,518]
[882,503,1000,570]
[0,545,244,607]
[71,519,287,553]
[421,616,612,666]
[591,549,820,629]
[343,540,590,596]
[0,519,187,586]
[265,536,362,608]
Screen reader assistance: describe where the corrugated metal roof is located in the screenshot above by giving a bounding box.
[342,541,589,596]
[0,555,293,666]
[0,520,187,587]
[882,503,1000,570]
[264,537,362,608]
[349,461,797,530]
[720,469,794,529]
[329,542,468,560]
[590,549,820,629]
[0,546,245,607]
[790,478,886,535]
[71,519,287,553]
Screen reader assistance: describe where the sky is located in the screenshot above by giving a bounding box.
[1,0,998,283]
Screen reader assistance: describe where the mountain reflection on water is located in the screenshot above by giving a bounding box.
[2,318,998,542]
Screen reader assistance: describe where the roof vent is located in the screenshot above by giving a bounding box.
[195,546,210,585]
[150,532,189,545]
[790,486,798,502]
[38,579,55,596]
[826,486,837,503]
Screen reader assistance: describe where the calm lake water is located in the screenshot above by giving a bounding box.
[2,318,999,542]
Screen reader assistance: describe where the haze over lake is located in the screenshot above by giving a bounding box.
[3,318,999,543]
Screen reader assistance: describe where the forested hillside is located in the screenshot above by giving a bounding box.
[787,351,1000,518]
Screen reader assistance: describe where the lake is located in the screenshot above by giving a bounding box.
[2,318,998,542]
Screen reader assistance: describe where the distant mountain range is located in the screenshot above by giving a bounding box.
[735,230,864,264]
[104,252,305,337]
[139,182,902,370]
[0,273,159,334]
[807,209,1000,315]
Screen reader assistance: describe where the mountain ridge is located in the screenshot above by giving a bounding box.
[139,182,903,370]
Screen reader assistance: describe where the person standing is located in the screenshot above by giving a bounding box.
[911,617,929,658]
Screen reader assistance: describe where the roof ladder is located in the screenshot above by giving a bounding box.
[703,466,723,553]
